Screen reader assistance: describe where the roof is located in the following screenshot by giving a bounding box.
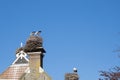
[0,64,29,80]
[0,51,29,80]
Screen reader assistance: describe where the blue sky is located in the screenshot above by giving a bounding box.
[0,0,120,80]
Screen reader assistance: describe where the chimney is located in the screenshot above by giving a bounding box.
[24,31,46,76]
[17,31,52,80]
[65,68,79,80]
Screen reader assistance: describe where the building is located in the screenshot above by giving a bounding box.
[0,31,79,80]
[0,31,51,80]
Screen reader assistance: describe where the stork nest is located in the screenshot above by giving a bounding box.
[24,36,43,52]
[16,47,24,54]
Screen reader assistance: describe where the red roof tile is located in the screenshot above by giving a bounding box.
[0,64,28,80]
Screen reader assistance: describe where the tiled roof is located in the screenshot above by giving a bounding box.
[0,64,28,80]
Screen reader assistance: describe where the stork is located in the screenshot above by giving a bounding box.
[30,31,36,36]
[35,31,41,36]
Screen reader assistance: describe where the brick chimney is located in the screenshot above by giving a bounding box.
[24,31,46,78]
[28,52,44,74]
[18,31,51,80]
[65,68,79,80]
